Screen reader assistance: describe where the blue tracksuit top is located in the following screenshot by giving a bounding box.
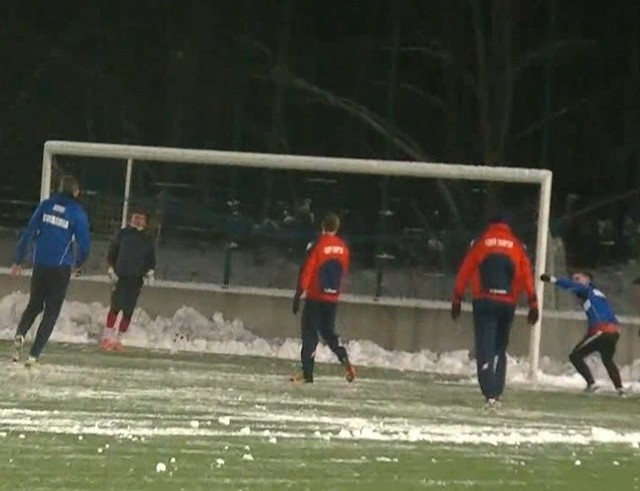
[14,193,91,268]
[554,278,619,329]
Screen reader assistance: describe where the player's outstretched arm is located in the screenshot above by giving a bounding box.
[541,274,588,294]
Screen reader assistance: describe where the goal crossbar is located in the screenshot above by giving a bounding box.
[43,140,550,184]
[41,140,552,379]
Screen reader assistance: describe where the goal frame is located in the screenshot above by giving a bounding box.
[41,140,553,378]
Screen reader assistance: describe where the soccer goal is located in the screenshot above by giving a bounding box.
[40,140,552,376]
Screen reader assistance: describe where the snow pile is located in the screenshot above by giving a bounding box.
[0,291,638,390]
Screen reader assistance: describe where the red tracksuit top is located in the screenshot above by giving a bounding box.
[453,223,538,308]
[298,233,350,303]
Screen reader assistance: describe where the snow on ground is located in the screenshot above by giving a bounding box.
[1,291,639,392]
[1,407,639,447]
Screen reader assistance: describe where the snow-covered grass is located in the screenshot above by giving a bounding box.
[0,290,639,489]
[0,343,639,490]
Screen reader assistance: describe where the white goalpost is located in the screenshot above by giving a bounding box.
[40,140,553,378]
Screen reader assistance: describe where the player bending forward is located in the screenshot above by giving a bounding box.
[100,209,156,351]
[541,272,625,396]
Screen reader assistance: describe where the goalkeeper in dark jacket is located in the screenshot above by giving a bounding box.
[451,213,539,409]
[100,209,155,351]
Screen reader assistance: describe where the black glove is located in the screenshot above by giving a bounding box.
[527,307,539,325]
[292,292,301,315]
[451,299,461,321]
[540,273,552,282]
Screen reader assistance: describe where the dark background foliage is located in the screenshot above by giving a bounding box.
[1,1,639,268]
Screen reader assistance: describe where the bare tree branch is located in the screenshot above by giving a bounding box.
[512,40,597,79]
[287,75,463,225]
[398,82,452,119]
[497,0,514,160]
[392,45,479,96]
[470,0,492,160]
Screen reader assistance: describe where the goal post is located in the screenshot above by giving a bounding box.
[41,140,552,378]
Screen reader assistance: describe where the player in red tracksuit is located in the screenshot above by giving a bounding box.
[290,212,356,384]
[451,213,539,408]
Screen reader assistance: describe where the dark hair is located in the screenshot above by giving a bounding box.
[59,175,79,195]
[130,206,149,218]
[321,213,340,233]
[488,211,513,225]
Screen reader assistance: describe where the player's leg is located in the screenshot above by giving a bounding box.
[472,299,500,403]
[494,303,516,398]
[28,266,71,362]
[15,267,47,337]
[569,332,601,390]
[296,300,320,383]
[317,302,355,382]
[113,278,143,350]
[317,302,347,362]
[598,332,623,392]
[13,267,47,361]
[101,281,123,349]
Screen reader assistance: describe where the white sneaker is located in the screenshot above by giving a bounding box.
[617,388,627,398]
[484,398,501,410]
[24,356,38,369]
[584,384,600,393]
[12,335,24,363]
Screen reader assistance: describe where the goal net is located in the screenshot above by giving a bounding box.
[40,140,552,375]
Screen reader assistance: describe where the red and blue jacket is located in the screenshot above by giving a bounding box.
[453,223,537,308]
[297,233,350,303]
[552,278,619,335]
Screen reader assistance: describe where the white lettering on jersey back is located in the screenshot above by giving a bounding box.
[323,245,345,255]
[42,213,69,229]
[484,238,514,248]
[52,204,66,213]
[488,289,508,295]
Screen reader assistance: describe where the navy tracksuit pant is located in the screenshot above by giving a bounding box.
[16,265,71,358]
[472,298,516,399]
[569,331,622,389]
[300,300,349,382]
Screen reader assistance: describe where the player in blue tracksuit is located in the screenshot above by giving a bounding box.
[541,272,624,395]
[11,175,91,366]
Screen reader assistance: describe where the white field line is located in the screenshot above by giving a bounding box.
[0,408,639,447]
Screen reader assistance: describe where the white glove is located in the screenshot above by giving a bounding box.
[145,269,155,285]
[107,266,118,284]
